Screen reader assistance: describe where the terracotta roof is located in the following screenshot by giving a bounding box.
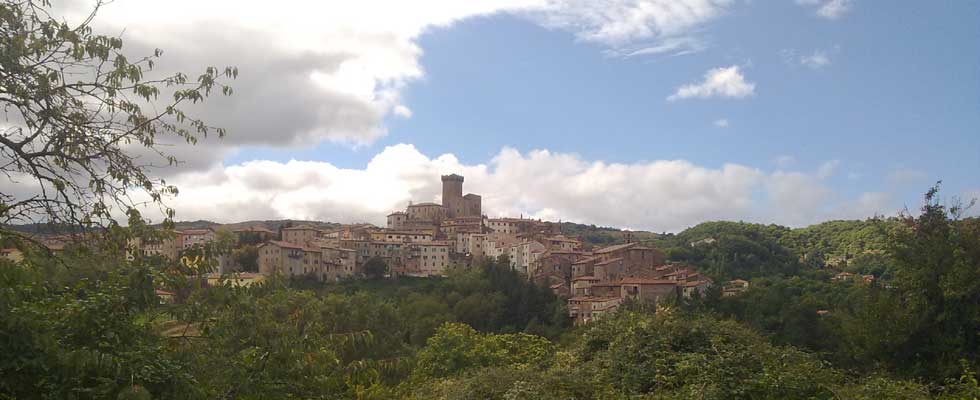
[546,236,580,243]
[263,240,303,249]
[594,242,636,254]
[407,202,442,207]
[617,278,676,285]
[596,257,623,265]
[568,296,620,302]
[573,257,597,265]
[281,225,320,231]
[549,283,565,289]
[589,283,623,288]
[572,275,600,281]
[180,228,214,235]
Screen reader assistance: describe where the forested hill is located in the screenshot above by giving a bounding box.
[645,219,904,280]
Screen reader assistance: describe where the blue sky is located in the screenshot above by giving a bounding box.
[234,1,977,197]
[82,0,980,230]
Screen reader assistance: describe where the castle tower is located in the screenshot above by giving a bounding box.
[441,174,464,218]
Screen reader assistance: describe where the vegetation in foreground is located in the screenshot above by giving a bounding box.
[2,186,980,399]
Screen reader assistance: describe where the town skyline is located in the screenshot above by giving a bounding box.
[31,0,977,233]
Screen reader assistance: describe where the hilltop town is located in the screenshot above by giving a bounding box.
[5,173,717,324]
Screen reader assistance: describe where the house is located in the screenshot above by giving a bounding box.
[0,248,24,263]
[205,272,267,287]
[257,240,310,277]
[281,225,322,246]
[179,228,215,250]
[618,278,678,303]
[571,276,601,296]
[722,279,750,297]
[155,289,176,304]
[568,296,623,324]
[832,271,855,282]
[128,233,180,260]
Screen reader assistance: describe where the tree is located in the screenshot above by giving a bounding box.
[232,245,259,272]
[363,256,387,279]
[0,0,236,240]
[883,184,980,380]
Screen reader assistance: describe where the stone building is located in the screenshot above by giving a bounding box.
[281,225,322,246]
[441,174,481,219]
[179,228,215,250]
[386,212,408,230]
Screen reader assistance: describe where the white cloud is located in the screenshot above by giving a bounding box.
[607,37,709,58]
[774,155,797,168]
[714,118,729,128]
[816,159,840,179]
[886,168,929,186]
[796,0,854,20]
[132,144,897,231]
[667,66,755,101]
[534,0,732,46]
[393,105,414,118]
[46,0,733,174]
[801,50,831,69]
[782,47,837,69]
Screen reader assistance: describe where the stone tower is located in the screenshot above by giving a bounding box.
[441,174,464,218]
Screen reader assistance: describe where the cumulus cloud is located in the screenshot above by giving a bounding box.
[46,0,734,174]
[713,119,729,128]
[667,66,755,101]
[801,50,832,69]
[774,155,797,168]
[534,0,731,45]
[782,47,838,69]
[130,144,900,231]
[796,0,854,20]
[886,168,930,186]
[816,159,841,179]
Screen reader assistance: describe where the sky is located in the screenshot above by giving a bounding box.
[50,0,980,232]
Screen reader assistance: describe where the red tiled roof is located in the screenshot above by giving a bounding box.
[617,278,676,285]
[407,202,442,207]
[594,242,636,254]
[568,296,620,302]
[589,283,623,288]
[596,257,623,265]
[263,240,303,249]
[572,275,600,281]
[281,225,320,231]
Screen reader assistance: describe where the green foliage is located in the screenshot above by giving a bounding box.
[576,309,840,399]
[659,221,803,280]
[0,0,235,235]
[362,256,388,279]
[413,323,556,379]
[231,244,259,272]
